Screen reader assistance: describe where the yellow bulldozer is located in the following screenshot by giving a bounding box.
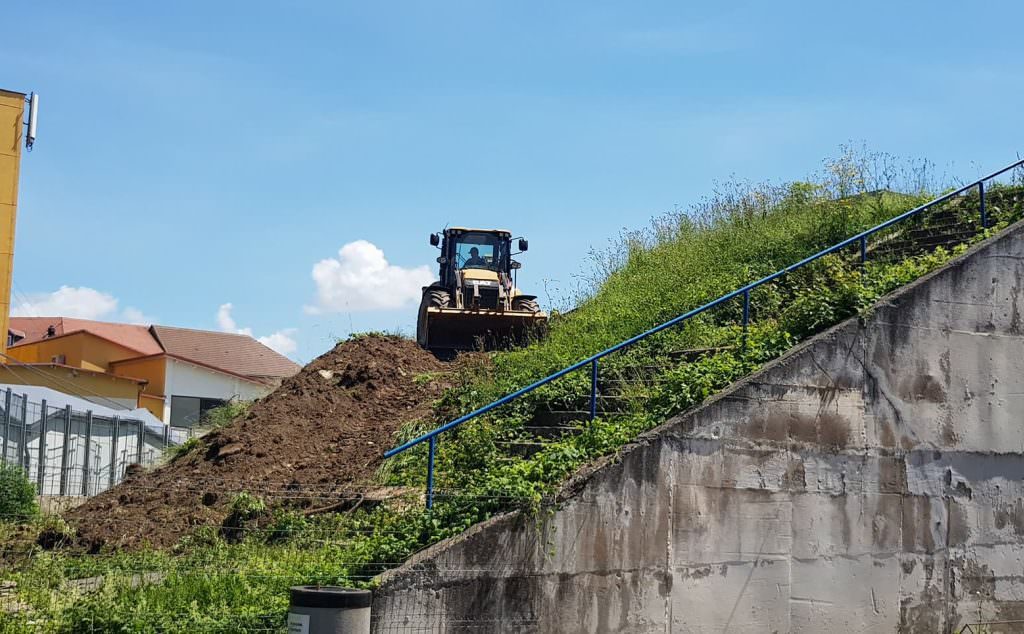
[416,227,547,352]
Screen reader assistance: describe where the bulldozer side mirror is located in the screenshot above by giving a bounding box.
[518,238,528,251]
[430,233,440,247]
[510,260,522,270]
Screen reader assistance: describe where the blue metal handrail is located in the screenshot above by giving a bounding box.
[386,158,1024,508]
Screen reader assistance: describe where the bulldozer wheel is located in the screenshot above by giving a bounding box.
[417,289,451,348]
[512,296,540,313]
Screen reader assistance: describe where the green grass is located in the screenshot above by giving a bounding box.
[3,149,1022,632]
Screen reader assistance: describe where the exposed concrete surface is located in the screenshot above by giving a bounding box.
[372,221,1024,633]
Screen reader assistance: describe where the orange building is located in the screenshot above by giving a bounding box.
[5,317,300,424]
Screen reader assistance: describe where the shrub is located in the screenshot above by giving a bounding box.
[0,464,37,523]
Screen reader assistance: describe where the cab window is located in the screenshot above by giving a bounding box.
[454,234,498,270]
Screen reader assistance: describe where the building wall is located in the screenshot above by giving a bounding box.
[161,357,269,423]
[7,334,81,365]
[110,355,167,395]
[372,221,1024,633]
[0,365,141,410]
[0,89,24,361]
[9,332,140,372]
[109,354,167,418]
[138,393,165,419]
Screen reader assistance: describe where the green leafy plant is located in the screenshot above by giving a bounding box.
[0,464,37,524]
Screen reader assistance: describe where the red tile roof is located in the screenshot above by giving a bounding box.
[9,317,301,382]
[9,317,164,355]
[150,325,300,380]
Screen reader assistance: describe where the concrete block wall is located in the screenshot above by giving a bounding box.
[372,221,1024,633]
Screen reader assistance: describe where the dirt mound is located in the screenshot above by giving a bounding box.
[66,335,474,550]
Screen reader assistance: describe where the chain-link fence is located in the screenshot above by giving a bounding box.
[0,387,190,497]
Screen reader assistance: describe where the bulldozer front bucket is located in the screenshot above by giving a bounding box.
[422,307,547,352]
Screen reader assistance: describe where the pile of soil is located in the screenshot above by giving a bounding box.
[65,335,477,550]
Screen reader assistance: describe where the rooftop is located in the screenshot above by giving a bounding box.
[150,325,301,380]
[8,317,301,381]
[10,317,163,355]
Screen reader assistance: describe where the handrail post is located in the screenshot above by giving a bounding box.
[426,436,436,510]
[979,181,987,228]
[860,236,867,264]
[590,359,599,421]
[741,289,750,350]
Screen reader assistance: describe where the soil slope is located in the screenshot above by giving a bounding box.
[65,335,471,550]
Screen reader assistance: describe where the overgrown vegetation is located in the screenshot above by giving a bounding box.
[0,465,37,524]
[2,148,1022,632]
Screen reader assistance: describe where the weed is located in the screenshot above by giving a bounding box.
[0,465,37,524]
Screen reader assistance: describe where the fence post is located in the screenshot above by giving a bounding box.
[742,289,750,350]
[426,436,436,510]
[135,420,145,465]
[109,416,120,489]
[36,399,47,494]
[59,405,71,496]
[19,393,28,471]
[590,359,599,421]
[2,388,10,466]
[82,411,93,497]
[162,423,170,453]
[979,181,987,228]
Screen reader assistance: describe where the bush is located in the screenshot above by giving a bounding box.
[0,464,37,523]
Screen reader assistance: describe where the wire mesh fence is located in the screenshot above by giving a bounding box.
[0,387,191,497]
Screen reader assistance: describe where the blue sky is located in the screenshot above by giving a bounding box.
[3,1,1022,363]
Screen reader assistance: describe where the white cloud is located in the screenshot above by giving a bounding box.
[11,286,155,324]
[216,302,252,336]
[119,306,156,325]
[216,303,297,357]
[258,329,298,356]
[306,240,433,314]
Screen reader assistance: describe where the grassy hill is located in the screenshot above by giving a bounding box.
[2,149,1022,632]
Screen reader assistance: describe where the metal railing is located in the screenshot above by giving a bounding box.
[385,158,1024,508]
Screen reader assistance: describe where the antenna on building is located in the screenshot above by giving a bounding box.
[25,92,38,150]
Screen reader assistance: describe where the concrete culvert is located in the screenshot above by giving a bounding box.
[288,586,371,634]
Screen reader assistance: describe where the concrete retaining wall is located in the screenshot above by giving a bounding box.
[372,221,1024,633]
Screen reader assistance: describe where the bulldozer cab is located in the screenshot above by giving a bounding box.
[437,229,512,281]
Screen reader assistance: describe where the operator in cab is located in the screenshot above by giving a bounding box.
[464,247,487,268]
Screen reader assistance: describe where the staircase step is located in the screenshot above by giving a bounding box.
[521,424,585,439]
[495,440,550,458]
[531,408,620,426]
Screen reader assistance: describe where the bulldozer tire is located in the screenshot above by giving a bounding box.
[512,296,540,313]
[427,289,451,308]
[417,289,451,349]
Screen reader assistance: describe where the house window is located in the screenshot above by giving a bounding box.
[170,396,227,427]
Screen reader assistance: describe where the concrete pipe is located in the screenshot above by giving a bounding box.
[288,586,371,634]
